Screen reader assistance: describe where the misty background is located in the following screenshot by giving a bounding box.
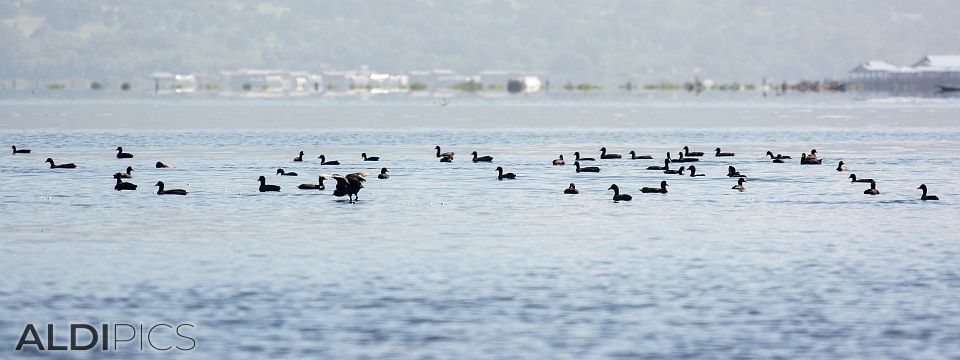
[1,0,958,82]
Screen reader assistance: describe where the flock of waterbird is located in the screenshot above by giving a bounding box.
[12,143,942,203]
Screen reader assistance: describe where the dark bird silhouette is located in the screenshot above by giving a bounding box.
[564,183,579,194]
[440,155,453,162]
[276,168,298,176]
[471,151,493,162]
[294,151,304,162]
[665,165,685,175]
[11,145,31,154]
[683,146,704,157]
[800,151,822,165]
[45,158,76,169]
[154,181,187,195]
[573,152,595,161]
[118,166,134,178]
[766,151,791,159]
[628,151,652,159]
[115,146,133,159]
[495,166,516,180]
[864,180,879,195]
[918,184,939,201]
[836,161,848,172]
[317,155,339,165]
[688,165,705,177]
[258,176,281,192]
[362,153,379,161]
[333,172,367,203]
[553,154,566,165]
[676,152,699,162]
[599,147,622,159]
[715,147,735,157]
[641,180,669,194]
[113,173,137,191]
[848,174,873,183]
[378,167,389,179]
[155,161,171,168]
[732,178,747,192]
[435,146,454,158]
[727,166,746,178]
[574,161,600,173]
[772,154,785,163]
[608,184,632,201]
[298,176,326,190]
[647,159,669,171]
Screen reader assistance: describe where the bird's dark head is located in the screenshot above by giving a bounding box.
[599,147,606,152]
[574,161,580,167]
[127,166,133,172]
[276,168,284,175]
[608,184,618,191]
[715,147,722,151]
[848,174,856,179]
[434,146,441,150]
[381,167,388,173]
[155,181,164,187]
[258,176,266,182]
[684,146,690,150]
[838,161,844,165]
[628,151,635,155]
[728,166,735,171]
[678,166,685,171]
[811,149,818,154]
[766,150,773,156]
[661,181,669,187]
[688,165,696,172]
[918,184,927,190]
[569,183,576,188]
[113,173,122,179]
[116,146,122,151]
[45,158,53,163]
[471,151,478,156]
[495,166,503,172]
[558,154,564,159]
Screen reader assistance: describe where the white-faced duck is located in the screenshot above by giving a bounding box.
[115,146,133,159]
[608,184,632,201]
[677,152,699,162]
[362,153,379,161]
[628,151,652,160]
[599,147,622,159]
[440,155,453,163]
[118,166,134,178]
[727,166,746,178]
[258,176,281,192]
[664,165,685,175]
[471,151,493,162]
[299,176,326,190]
[836,161,847,172]
[574,161,600,173]
[45,158,76,169]
[378,167,389,179]
[113,173,137,191]
[573,152,595,161]
[687,165,705,177]
[848,174,873,183]
[317,155,340,165]
[154,181,187,195]
[715,147,735,157]
[683,146,704,157]
[917,184,939,201]
[553,155,566,165]
[641,180,669,194]
[11,145,31,154]
[332,172,367,203]
[732,178,747,192]
[294,151,305,162]
[276,168,298,176]
[155,161,171,168]
[564,183,579,194]
[647,159,669,171]
[863,180,879,195]
[495,166,516,180]
[765,151,791,160]
[435,146,454,158]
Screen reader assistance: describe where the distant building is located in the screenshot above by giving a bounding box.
[849,55,960,93]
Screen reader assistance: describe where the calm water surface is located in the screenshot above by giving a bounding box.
[1,97,959,359]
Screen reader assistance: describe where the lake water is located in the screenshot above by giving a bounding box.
[1,95,959,359]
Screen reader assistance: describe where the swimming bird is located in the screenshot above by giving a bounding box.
[574,161,600,173]
[118,166,134,178]
[800,153,822,165]
[573,152,595,161]
[664,165,685,175]
[154,181,187,195]
[276,168,298,176]
[765,151,791,159]
[317,155,339,165]
[628,151,653,160]
[553,155,566,165]
[676,152,699,162]
[683,146,704,157]
[45,158,76,169]
[599,147,622,159]
[646,159,669,171]
[808,149,820,160]
[378,167,389,179]
[362,153,379,161]
[564,183,579,194]
[715,147,735,157]
[641,180,669,194]
[848,174,873,183]
[836,161,848,172]
[113,173,137,191]
[495,166,516,180]
[258,176,281,192]
[298,176,326,190]
[727,166,746,178]
[917,184,939,201]
[687,165,705,177]
[772,154,785,163]
[115,146,133,159]
[732,178,747,192]
[435,146,454,158]
[863,180,879,195]
[11,145,30,154]
[294,151,304,162]
[471,151,493,162]
[440,155,453,162]
[332,172,367,203]
[608,184,632,201]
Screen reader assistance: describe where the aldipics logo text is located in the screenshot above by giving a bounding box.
[14,323,196,352]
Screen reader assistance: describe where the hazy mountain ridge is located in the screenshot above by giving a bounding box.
[1,0,958,82]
